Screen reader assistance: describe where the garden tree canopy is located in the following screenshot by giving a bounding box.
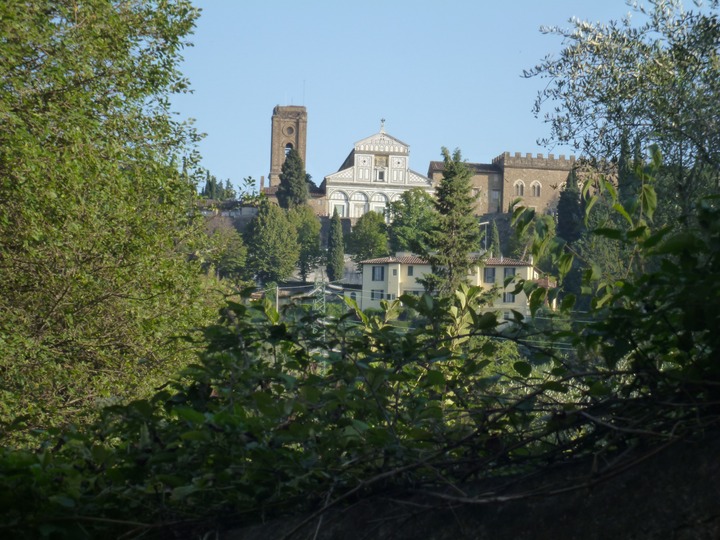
[421,147,481,296]
[244,200,299,284]
[526,0,720,222]
[202,215,248,285]
[326,209,345,281]
[0,0,220,440]
[288,205,322,283]
[276,147,309,209]
[387,188,438,255]
[347,211,389,267]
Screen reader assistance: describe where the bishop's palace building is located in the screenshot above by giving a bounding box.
[261,105,576,226]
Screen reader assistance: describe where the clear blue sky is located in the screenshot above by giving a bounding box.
[172,0,637,191]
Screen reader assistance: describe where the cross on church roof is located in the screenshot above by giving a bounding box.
[380,118,385,133]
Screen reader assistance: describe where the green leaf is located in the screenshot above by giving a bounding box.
[639,184,657,220]
[612,202,633,226]
[513,361,532,378]
[173,407,206,424]
[49,495,76,508]
[424,369,445,387]
[560,293,576,312]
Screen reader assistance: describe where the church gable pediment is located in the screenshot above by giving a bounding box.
[326,167,354,181]
[354,132,409,155]
[408,170,433,186]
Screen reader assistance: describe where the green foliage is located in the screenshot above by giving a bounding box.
[387,188,438,255]
[3,167,720,536]
[326,209,345,282]
[288,205,322,283]
[202,215,249,285]
[422,148,482,296]
[527,0,720,223]
[276,148,309,209]
[347,211,389,267]
[200,172,236,200]
[489,219,501,257]
[0,0,220,442]
[556,170,584,245]
[244,201,299,284]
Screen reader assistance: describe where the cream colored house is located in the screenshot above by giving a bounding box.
[351,253,544,318]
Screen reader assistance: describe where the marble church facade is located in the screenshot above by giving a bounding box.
[321,125,433,219]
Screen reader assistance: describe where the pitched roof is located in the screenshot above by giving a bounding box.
[483,257,532,267]
[360,255,428,265]
[360,255,532,267]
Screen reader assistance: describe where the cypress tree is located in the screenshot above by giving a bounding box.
[326,209,345,282]
[489,220,501,257]
[422,147,481,296]
[556,170,584,245]
[277,148,309,209]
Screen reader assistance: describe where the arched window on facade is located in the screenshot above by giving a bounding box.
[350,192,369,218]
[370,193,389,218]
[284,142,293,157]
[514,180,525,197]
[531,181,541,197]
[329,190,349,217]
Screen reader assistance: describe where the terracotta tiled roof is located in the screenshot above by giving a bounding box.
[360,255,428,265]
[361,255,533,267]
[483,257,531,267]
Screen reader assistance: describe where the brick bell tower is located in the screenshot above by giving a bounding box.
[268,105,307,188]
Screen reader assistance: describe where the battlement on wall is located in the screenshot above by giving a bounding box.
[493,151,576,170]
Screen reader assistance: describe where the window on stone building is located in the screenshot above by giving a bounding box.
[531,181,541,197]
[284,143,293,157]
[514,181,525,197]
[491,189,501,212]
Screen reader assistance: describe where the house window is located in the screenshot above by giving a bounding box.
[503,292,515,303]
[408,266,414,277]
[392,269,397,276]
[371,290,384,300]
[504,267,516,279]
[371,266,385,281]
[350,292,357,301]
[484,267,496,284]
[387,293,396,300]
[514,181,525,197]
